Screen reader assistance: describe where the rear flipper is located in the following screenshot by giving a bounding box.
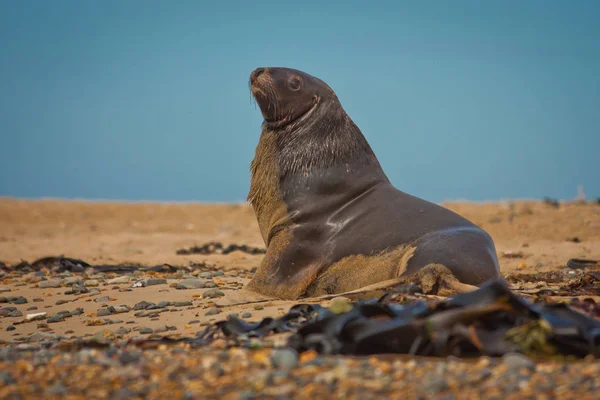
[404,227,501,286]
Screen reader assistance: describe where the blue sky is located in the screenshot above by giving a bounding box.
[1,0,598,203]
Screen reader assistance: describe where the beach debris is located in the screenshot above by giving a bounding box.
[566,258,599,270]
[176,241,266,256]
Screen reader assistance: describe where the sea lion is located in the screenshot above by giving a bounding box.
[246,67,501,300]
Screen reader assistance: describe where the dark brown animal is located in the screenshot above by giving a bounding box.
[246,67,500,300]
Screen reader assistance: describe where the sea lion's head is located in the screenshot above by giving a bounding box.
[249,67,337,129]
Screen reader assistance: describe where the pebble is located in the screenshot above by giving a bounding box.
[199,272,213,279]
[133,301,155,310]
[140,328,153,335]
[147,278,167,286]
[213,271,225,277]
[107,276,130,284]
[0,286,11,293]
[70,308,84,316]
[63,277,80,285]
[205,308,221,316]
[502,352,536,371]
[271,349,299,370]
[118,350,142,365]
[38,279,63,288]
[204,282,218,288]
[0,307,23,317]
[241,312,252,318]
[0,371,16,385]
[26,306,38,311]
[6,326,15,331]
[176,278,206,289]
[84,280,100,287]
[109,305,130,314]
[55,300,69,305]
[328,297,353,314]
[94,296,111,303]
[203,289,225,299]
[11,296,28,304]
[97,309,112,317]
[48,314,66,323]
[26,312,47,321]
[46,383,68,396]
[254,305,264,310]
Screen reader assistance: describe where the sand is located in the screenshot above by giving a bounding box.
[1,197,599,341]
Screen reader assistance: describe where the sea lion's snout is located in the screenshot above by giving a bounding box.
[250,67,268,86]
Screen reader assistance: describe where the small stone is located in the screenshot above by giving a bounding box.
[188,319,200,324]
[26,312,47,321]
[157,301,170,308]
[94,296,110,303]
[47,314,66,323]
[107,276,130,284]
[176,278,206,290]
[204,282,218,288]
[38,279,63,288]
[97,309,112,317]
[46,384,68,396]
[119,350,141,365]
[213,271,224,277]
[172,301,192,307]
[271,349,299,370]
[502,352,535,371]
[328,297,352,314]
[26,306,38,311]
[0,371,16,385]
[133,301,155,310]
[12,296,28,304]
[241,312,252,318]
[55,300,69,305]
[110,305,130,314]
[63,277,80,285]
[140,328,153,335]
[70,308,84,316]
[146,278,167,286]
[0,286,11,293]
[84,280,99,287]
[6,326,15,331]
[198,272,213,279]
[205,308,221,316]
[254,305,264,310]
[423,375,448,394]
[203,289,225,299]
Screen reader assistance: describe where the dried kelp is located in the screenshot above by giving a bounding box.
[176,241,266,256]
[219,279,600,359]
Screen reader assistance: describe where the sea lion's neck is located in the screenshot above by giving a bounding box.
[248,103,389,242]
[275,102,384,178]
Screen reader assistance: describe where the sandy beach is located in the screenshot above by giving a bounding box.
[1,197,599,398]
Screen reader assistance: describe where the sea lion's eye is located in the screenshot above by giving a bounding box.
[289,77,302,91]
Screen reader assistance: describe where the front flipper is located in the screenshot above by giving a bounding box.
[246,226,324,300]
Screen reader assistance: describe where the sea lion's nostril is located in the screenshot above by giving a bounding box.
[251,68,266,84]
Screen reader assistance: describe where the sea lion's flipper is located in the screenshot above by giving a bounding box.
[305,263,478,302]
[405,228,501,285]
[246,228,322,300]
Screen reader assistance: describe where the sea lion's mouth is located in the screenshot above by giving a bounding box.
[264,96,320,130]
